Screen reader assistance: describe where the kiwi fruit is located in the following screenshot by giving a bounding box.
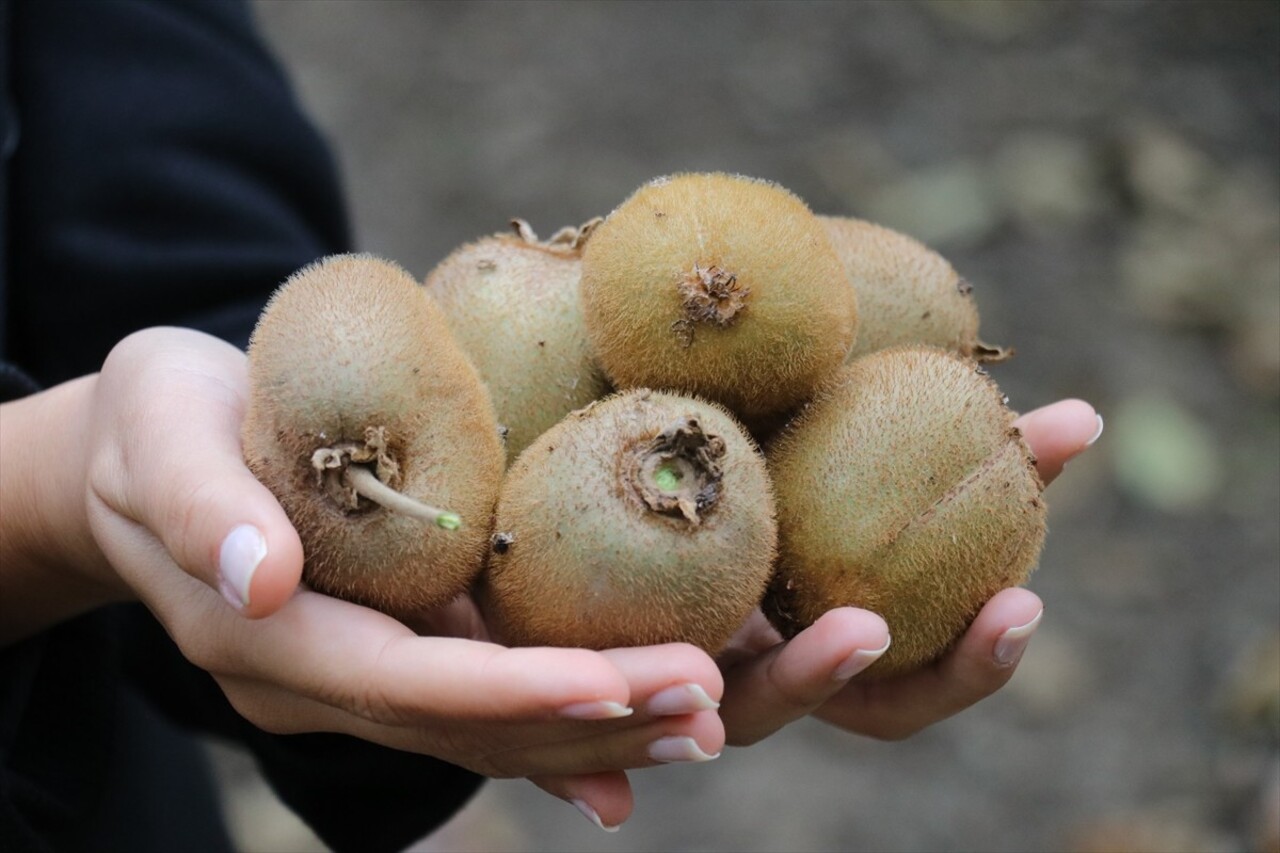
[764,346,1046,678]
[748,213,1004,446]
[479,388,777,653]
[820,215,1009,363]
[242,253,505,618]
[423,218,611,462]
[580,173,858,424]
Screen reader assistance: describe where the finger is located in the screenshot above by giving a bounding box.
[814,587,1043,740]
[202,589,637,725]
[485,704,724,777]
[455,644,727,776]
[222,654,719,783]
[598,643,725,718]
[222,664,719,780]
[472,643,727,770]
[89,329,303,618]
[716,608,789,670]
[719,608,889,746]
[215,673,340,737]
[1013,398,1102,486]
[530,772,634,832]
[404,594,491,641]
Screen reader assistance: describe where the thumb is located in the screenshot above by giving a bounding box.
[90,328,303,618]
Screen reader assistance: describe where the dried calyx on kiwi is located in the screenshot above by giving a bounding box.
[479,388,777,654]
[242,254,505,619]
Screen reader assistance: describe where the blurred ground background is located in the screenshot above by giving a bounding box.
[211,2,1280,851]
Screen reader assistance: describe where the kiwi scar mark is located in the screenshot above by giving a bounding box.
[311,425,462,530]
[490,531,515,554]
[671,263,749,347]
[623,417,725,525]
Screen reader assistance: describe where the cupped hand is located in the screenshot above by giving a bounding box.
[716,399,1101,746]
[82,327,724,830]
[74,327,1101,830]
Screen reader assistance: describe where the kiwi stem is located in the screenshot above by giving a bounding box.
[971,339,1014,363]
[509,216,603,253]
[343,465,462,530]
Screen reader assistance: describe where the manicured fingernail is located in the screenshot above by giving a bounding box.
[571,799,620,833]
[558,700,633,721]
[1086,414,1105,446]
[218,524,266,611]
[993,609,1043,666]
[833,634,892,682]
[647,735,720,763]
[646,683,720,716]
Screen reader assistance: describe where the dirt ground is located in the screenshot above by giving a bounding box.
[211,2,1280,851]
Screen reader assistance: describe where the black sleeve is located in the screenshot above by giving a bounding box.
[1,2,483,850]
[5,0,350,386]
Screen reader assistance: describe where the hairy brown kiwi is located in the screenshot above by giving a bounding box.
[242,254,505,619]
[479,388,777,653]
[764,347,1046,678]
[423,219,610,462]
[580,173,857,424]
[820,215,1009,363]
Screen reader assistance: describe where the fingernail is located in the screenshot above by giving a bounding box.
[646,683,720,716]
[218,524,266,611]
[571,799,620,833]
[558,700,634,721]
[993,609,1043,666]
[832,634,892,682]
[647,735,720,764]
[1086,414,1105,446]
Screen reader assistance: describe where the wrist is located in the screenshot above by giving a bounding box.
[0,375,129,643]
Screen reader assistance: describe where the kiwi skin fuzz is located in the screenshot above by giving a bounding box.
[820,215,1009,363]
[580,173,858,424]
[423,221,610,463]
[479,388,778,654]
[242,253,505,619]
[764,346,1046,678]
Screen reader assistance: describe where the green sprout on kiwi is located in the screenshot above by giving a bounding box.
[311,426,462,530]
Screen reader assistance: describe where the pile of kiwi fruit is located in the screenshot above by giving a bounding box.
[242,172,1047,677]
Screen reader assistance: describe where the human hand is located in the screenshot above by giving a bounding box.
[1,324,1097,830]
[714,399,1102,746]
[71,327,723,830]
